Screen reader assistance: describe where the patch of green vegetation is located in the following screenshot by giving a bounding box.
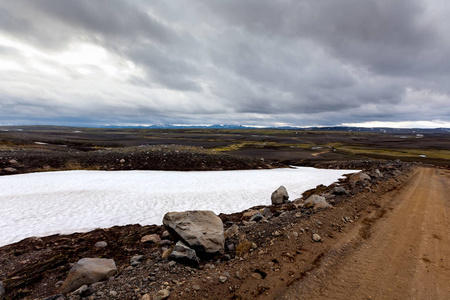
[211,141,312,152]
[338,147,450,160]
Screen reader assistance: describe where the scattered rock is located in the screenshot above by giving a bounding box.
[370,169,383,179]
[249,212,263,222]
[59,258,117,294]
[219,276,228,283]
[312,234,322,242]
[304,195,332,209]
[94,241,107,248]
[263,207,273,218]
[141,234,161,244]
[141,294,151,300]
[153,289,170,300]
[349,172,371,187]
[72,285,93,297]
[163,210,225,256]
[109,290,118,296]
[225,224,239,238]
[3,167,17,173]
[271,185,289,205]
[130,255,144,263]
[161,230,170,240]
[331,186,348,195]
[192,284,201,291]
[162,248,172,259]
[169,241,200,267]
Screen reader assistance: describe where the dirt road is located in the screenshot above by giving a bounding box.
[281,167,450,300]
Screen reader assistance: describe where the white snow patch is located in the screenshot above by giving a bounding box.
[0,167,357,247]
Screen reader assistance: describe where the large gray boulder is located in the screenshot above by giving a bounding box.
[59,258,117,294]
[271,185,289,205]
[163,210,224,256]
[169,241,200,267]
[304,195,332,209]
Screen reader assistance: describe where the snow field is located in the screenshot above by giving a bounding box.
[0,167,357,247]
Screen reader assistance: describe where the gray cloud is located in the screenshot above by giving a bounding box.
[0,0,449,127]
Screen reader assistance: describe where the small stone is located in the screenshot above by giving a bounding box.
[168,260,177,267]
[273,231,281,236]
[161,231,170,239]
[3,167,17,173]
[249,212,264,222]
[225,224,239,238]
[94,241,107,248]
[148,276,157,282]
[251,273,262,279]
[312,234,321,242]
[219,276,228,283]
[192,284,201,291]
[153,289,170,300]
[235,271,243,279]
[130,255,144,263]
[141,294,151,300]
[119,159,125,163]
[263,207,273,218]
[109,290,118,296]
[72,285,88,295]
[162,248,172,259]
[141,234,161,244]
[55,280,64,287]
[130,261,141,267]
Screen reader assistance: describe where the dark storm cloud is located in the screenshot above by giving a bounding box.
[0,0,449,127]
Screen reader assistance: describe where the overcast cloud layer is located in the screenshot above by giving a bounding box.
[0,0,449,127]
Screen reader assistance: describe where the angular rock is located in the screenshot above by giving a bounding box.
[249,212,263,222]
[349,172,371,187]
[331,186,348,195]
[271,186,289,205]
[163,210,224,256]
[3,167,17,173]
[312,234,321,242]
[130,255,144,263]
[225,224,239,239]
[141,294,151,300]
[59,258,117,294]
[370,169,383,179]
[169,241,200,267]
[304,195,331,209]
[141,234,161,244]
[94,241,107,248]
[154,289,170,300]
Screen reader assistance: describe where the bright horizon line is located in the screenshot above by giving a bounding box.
[1,120,450,130]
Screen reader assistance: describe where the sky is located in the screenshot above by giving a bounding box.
[0,0,450,128]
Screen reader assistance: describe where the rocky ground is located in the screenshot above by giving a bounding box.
[0,159,423,300]
[0,145,279,176]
